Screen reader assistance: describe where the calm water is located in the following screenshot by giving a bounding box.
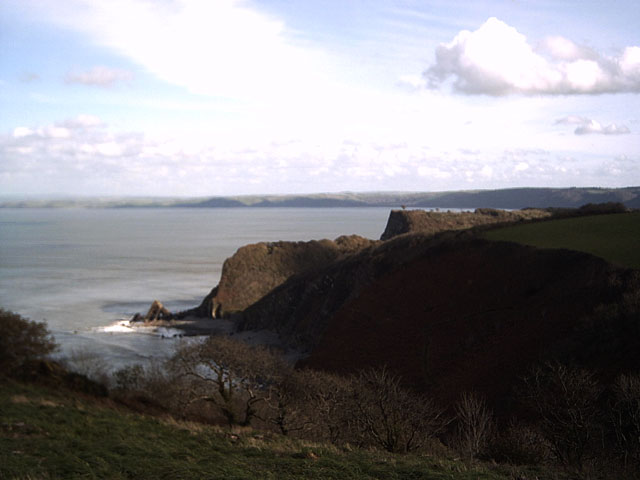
[0,207,392,370]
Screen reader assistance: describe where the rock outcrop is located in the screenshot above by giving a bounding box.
[189,235,375,319]
[237,230,466,346]
[380,208,550,240]
[131,299,172,323]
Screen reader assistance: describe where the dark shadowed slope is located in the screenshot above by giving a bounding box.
[299,237,639,412]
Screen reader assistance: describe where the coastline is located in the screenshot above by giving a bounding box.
[129,315,306,362]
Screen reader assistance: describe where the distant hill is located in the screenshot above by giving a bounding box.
[251,197,367,208]
[175,197,246,208]
[409,187,640,209]
[172,187,640,209]
[2,187,639,209]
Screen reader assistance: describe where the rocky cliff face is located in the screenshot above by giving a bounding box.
[190,235,375,319]
[186,209,549,320]
[235,230,463,346]
[380,208,550,240]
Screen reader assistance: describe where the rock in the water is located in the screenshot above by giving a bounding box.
[143,300,171,322]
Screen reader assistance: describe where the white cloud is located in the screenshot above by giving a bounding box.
[555,115,589,125]
[42,126,71,138]
[61,114,104,129]
[555,116,631,135]
[425,17,640,95]
[575,121,630,135]
[13,127,34,138]
[2,114,638,196]
[397,74,427,90]
[65,66,133,87]
[40,0,328,101]
[417,165,452,179]
[11,115,105,140]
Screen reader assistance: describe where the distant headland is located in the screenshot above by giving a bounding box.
[2,186,639,209]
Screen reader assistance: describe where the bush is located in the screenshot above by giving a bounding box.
[0,308,57,375]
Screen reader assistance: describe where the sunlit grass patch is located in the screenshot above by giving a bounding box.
[483,212,640,269]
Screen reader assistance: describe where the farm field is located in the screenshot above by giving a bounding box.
[483,212,640,269]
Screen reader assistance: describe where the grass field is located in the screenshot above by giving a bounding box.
[483,212,640,269]
[0,380,539,480]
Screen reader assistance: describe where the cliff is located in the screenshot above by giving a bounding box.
[173,207,639,414]
[380,208,550,240]
[188,235,375,319]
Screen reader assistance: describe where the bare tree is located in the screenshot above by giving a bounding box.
[170,336,288,427]
[349,367,448,453]
[454,391,494,461]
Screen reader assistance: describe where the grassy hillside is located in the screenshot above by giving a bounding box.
[483,212,640,269]
[1,380,526,480]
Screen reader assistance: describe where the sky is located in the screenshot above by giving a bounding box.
[1,0,639,197]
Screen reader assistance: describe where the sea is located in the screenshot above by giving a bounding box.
[0,207,392,373]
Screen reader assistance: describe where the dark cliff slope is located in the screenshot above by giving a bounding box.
[232,228,639,412]
[236,231,469,340]
[298,238,639,409]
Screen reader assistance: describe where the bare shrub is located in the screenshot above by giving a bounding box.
[521,362,601,471]
[110,360,187,414]
[609,373,640,469]
[60,347,111,386]
[0,309,56,374]
[348,367,448,453]
[113,364,147,391]
[487,420,548,465]
[259,368,326,437]
[169,336,289,427]
[453,392,494,461]
[300,369,357,444]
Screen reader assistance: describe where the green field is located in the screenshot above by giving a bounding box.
[0,380,532,480]
[483,212,640,269]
